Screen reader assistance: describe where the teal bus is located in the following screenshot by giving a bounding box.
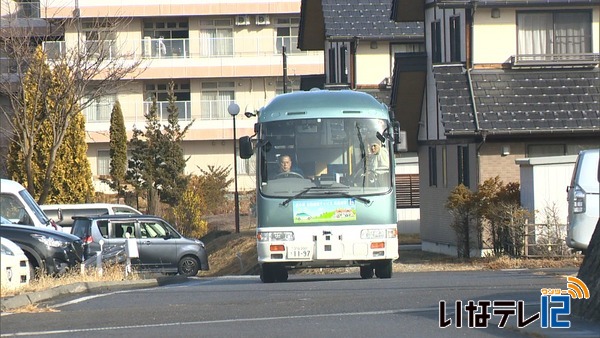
[239,89,401,283]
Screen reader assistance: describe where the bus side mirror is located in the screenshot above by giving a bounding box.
[393,121,402,153]
[392,121,408,153]
[239,136,254,159]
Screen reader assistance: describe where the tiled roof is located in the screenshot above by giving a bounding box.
[436,0,600,8]
[434,65,600,136]
[321,0,423,39]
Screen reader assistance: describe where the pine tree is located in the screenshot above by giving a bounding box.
[108,101,128,198]
[126,82,193,214]
[7,50,93,203]
[7,46,52,194]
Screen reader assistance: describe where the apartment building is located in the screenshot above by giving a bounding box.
[1,0,323,192]
[392,0,600,255]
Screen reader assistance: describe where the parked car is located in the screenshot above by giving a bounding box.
[0,223,84,277]
[1,237,30,289]
[0,179,61,231]
[41,203,142,233]
[71,215,209,276]
[566,148,600,252]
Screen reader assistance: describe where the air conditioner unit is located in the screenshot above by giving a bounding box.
[235,15,250,26]
[255,15,270,25]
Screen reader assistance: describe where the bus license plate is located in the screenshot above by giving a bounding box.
[288,247,312,259]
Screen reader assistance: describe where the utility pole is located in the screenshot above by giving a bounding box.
[282,45,287,93]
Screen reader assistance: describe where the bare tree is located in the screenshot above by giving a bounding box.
[0,3,144,203]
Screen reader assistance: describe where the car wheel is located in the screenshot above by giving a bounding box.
[260,264,276,283]
[23,252,42,279]
[360,265,374,279]
[374,260,392,279]
[275,267,288,282]
[178,256,199,276]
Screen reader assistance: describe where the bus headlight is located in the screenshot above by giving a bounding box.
[257,231,295,242]
[361,228,397,239]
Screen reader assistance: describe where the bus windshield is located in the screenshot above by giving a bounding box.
[258,117,392,198]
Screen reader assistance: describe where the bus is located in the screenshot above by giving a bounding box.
[239,89,401,283]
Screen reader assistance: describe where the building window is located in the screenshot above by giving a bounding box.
[144,82,191,121]
[527,144,566,157]
[449,16,461,62]
[396,174,420,208]
[442,145,448,188]
[97,150,110,176]
[275,18,300,54]
[81,19,117,58]
[199,19,233,57]
[431,20,442,63]
[457,145,469,187]
[326,41,351,84]
[428,146,437,187]
[142,20,189,58]
[85,94,116,122]
[517,11,592,59]
[200,82,234,120]
[17,1,40,18]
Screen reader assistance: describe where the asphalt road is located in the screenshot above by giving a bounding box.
[1,269,599,338]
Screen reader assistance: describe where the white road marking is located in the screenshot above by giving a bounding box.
[0,307,436,336]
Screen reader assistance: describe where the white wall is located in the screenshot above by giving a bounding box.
[517,155,578,224]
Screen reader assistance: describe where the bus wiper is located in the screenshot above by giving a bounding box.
[280,187,322,206]
[322,191,371,205]
[356,123,367,186]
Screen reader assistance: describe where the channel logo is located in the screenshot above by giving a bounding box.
[439,276,591,329]
[565,276,590,299]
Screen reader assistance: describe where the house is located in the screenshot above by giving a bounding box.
[298,0,424,233]
[0,0,324,192]
[392,0,599,256]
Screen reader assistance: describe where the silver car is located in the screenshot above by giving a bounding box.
[71,215,209,276]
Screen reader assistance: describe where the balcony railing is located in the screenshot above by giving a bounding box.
[143,37,189,59]
[512,53,600,68]
[43,41,119,60]
[42,36,315,61]
[143,101,193,122]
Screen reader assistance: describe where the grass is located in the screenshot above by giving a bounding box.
[0,263,140,299]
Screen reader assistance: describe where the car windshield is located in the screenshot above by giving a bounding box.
[258,117,393,198]
[18,189,51,226]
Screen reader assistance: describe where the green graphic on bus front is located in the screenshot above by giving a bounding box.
[292,198,356,223]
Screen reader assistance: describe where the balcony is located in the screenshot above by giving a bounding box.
[143,101,193,122]
[43,36,316,61]
[511,53,600,69]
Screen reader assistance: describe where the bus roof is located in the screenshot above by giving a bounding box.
[258,90,389,122]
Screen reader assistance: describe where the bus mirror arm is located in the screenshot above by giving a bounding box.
[392,121,402,153]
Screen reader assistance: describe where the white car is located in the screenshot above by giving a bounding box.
[1,237,30,290]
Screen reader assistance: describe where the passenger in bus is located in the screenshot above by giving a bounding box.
[367,139,389,172]
[274,155,304,178]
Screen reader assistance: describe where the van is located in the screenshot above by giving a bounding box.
[0,179,60,230]
[41,203,142,233]
[566,149,600,252]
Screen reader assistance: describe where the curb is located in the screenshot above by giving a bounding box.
[1,276,189,312]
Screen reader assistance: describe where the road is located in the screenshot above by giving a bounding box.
[1,269,597,338]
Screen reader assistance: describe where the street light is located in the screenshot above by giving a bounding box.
[228,102,241,234]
